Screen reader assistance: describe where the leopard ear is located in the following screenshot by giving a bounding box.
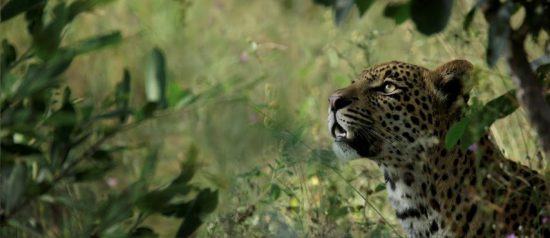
[429,59,473,110]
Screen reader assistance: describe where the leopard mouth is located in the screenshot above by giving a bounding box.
[330,119,379,158]
[331,122,348,142]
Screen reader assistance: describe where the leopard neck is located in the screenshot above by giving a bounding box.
[378,133,504,237]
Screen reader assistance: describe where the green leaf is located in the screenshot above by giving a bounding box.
[0,0,46,22]
[94,182,145,235]
[383,2,410,25]
[535,63,550,86]
[446,91,519,150]
[32,2,69,59]
[1,73,19,102]
[470,90,518,126]
[91,149,114,161]
[140,147,159,181]
[72,31,122,54]
[174,189,218,238]
[486,3,512,67]
[145,48,167,108]
[269,184,282,201]
[167,82,196,108]
[1,142,41,156]
[172,145,199,184]
[1,39,17,71]
[312,0,334,7]
[410,0,453,35]
[444,116,471,150]
[115,69,131,122]
[463,6,477,31]
[15,50,75,98]
[67,0,117,20]
[48,87,77,166]
[73,159,115,182]
[374,183,386,193]
[195,189,218,215]
[355,0,375,17]
[51,87,77,137]
[5,163,27,213]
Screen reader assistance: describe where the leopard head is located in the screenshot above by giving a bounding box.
[328,60,473,161]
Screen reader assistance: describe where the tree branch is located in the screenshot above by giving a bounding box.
[507,21,550,158]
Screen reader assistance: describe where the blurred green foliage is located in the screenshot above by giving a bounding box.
[1,0,217,237]
[1,0,548,237]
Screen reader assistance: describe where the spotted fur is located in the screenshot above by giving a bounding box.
[327,60,549,237]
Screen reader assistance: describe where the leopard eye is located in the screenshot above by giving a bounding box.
[382,82,397,94]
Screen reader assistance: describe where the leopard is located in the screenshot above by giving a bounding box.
[327,60,549,237]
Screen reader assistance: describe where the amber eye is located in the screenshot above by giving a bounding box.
[382,82,397,94]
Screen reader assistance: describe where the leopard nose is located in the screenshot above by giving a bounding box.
[329,93,353,111]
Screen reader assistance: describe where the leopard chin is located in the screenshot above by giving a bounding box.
[332,141,360,161]
[332,135,380,160]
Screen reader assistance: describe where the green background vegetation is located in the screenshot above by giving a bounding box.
[1,0,548,237]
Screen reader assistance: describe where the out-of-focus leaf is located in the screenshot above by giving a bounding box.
[268,184,282,201]
[312,0,334,7]
[67,0,116,20]
[159,202,191,218]
[410,0,453,35]
[535,63,550,85]
[94,182,145,235]
[5,163,27,213]
[444,116,471,150]
[1,39,17,71]
[1,73,19,101]
[5,219,43,237]
[175,189,218,238]
[310,148,336,165]
[145,48,167,108]
[463,6,477,31]
[172,145,198,185]
[374,183,386,193]
[355,0,375,16]
[16,50,75,98]
[49,88,76,166]
[383,2,410,25]
[25,181,51,198]
[73,159,115,182]
[333,0,355,25]
[195,189,218,215]
[129,227,158,238]
[28,1,117,59]
[72,31,122,54]
[464,90,518,150]
[51,88,77,138]
[137,102,158,120]
[537,64,550,103]
[1,142,41,156]
[140,147,159,181]
[0,0,46,22]
[91,149,113,161]
[167,82,197,109]
[32,2,69,59]
[446,90,519,150]
[136,184,191,214]
[115,69,131,123]
[486,3,512,67]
